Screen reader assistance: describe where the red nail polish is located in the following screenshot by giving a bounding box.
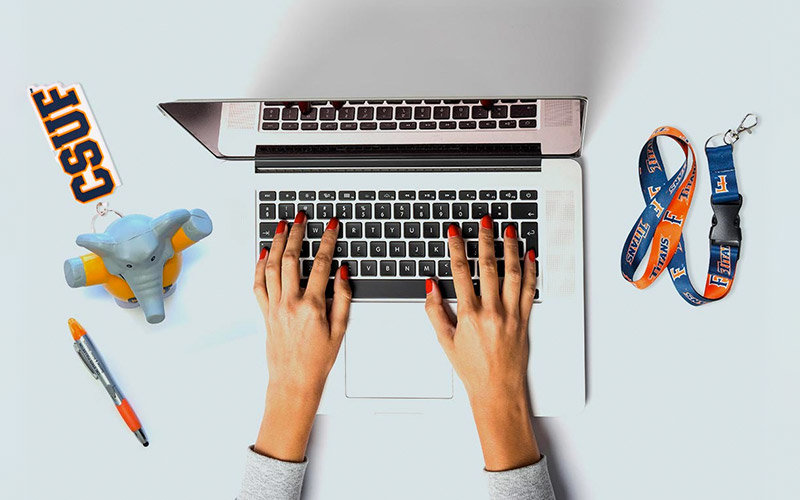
[480,215,492,229]
[259,247,267,260]
[340,264,349,280]
[527,249,536,262]
[327,217,339,230]
[425,279,434,294]
[505,224,516,238]
[294,211,306,224]
[276,220,287,234]
[448,224,460,237]
[298,101,311,114]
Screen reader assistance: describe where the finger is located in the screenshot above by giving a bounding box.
[446,224,477,310]
[265,220,288,299]
[329,265,352,342]
[519,249,538,327]
[424,279,455,356]
[502,224,522,314]
[477,215,500,307]
[280,211,307,295]
[253,246,269,308]
[307,218,340,297]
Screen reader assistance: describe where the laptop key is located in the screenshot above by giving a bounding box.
[452,203,469,219]
[279,191,297,201]
[520,190,538,200]
[380,261,397,276]
[519,119,537,128]
[459,121,477,129]
[395,106,413,120]
[511,203,538,219]
[399,260,416,277]
[334,242,348,257]
[491,105,508,118]
[341,260,358,277]
[499,120,516,128]
[389,241,406,257]
[338,107,355,120]
[378,191,396,200]
[414,203,431,219]
[259,223,279,239]
[453,106,470,119]
[423,222,440,238]
[336,203,353,219]
[409,241,426,257]
[467,241,479,258]
[278,203,295,219]
[414,107,431,120]
[376,107,393,120]
[500,190,517,200]
[521,222,539,254]
[345,222,362,238]
[419,261,436,277]
[437,260,452,277]
[360,122,377,130]
[419,191,436,200]
[319,107,336,120]
[297,203,314,218]
[262,122,279,130]
[433,106,450,119]
[385,222,401,238]
[462,222,479,239]
[299,191,316,200]
[282,108,299,120]
[370,241,387,257]
[320,191,336,200]
[404,222,420,238]
[300,242,310,258]
[492,203,509,219]
[419,121,436,129]
[510,104,537,118]
[358,191,376,200]
[300,109,317,120]
[459,190,477,200]
[259,191,277,201]
[429,241,445,258]
[394,203,411,219]
[479,120,497,129]
[399,191,416,200]
[357,107,374,120]
[439,121,456,129]
[307,222,324,239]
[479,190,497,200]
[399,122,417,130]
[375,203,392,219]
[361,260,378,276]
[471,203,489,219]
[438,190,456,200]
[351,241,367,257]
[471,106,489,119]
[317,203,334,219]
[355,203,372,219]
[259,204,276,220]
[302,260,314,276]
[263,108,280,120]
[340,122,357,130]
[380,122,397,130]
[433,203,449,219]
[365,222,382,238]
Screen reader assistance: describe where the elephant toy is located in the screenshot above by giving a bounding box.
[64,208,212,323]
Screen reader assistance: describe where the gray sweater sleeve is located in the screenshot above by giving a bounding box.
[239,447,554,500]
[485,456,556,500]
[238,446,308,500]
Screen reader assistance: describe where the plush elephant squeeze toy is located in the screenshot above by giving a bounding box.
[64,209,212,323]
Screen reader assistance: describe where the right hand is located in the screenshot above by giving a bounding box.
[424,216,541,471]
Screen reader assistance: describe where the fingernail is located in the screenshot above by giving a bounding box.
[425,278,434,294]
[448,224,460,237]
[259,247,267,260]
[339,264,349,280]
[276,220,287,234]
[480,215,493,229]
[527,249,536,262]
[294,211,306,224]
[505,224,516,238]
[327,217,339,230]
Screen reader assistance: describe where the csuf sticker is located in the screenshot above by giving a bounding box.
[28,83,121,203]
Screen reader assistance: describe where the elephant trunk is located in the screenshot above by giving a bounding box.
[127,277,166,324]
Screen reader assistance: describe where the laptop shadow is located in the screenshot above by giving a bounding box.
[247,0,647,144]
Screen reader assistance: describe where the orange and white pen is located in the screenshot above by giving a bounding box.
[68,318,149,447]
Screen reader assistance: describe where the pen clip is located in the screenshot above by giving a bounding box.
[73,343,99,379]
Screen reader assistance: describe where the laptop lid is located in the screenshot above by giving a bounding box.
[158,96,586,167]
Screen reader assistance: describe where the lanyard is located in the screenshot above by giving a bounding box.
[620,114,758,305]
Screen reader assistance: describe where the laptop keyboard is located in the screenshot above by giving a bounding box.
[260,99,538,132]
[258,189,540,300]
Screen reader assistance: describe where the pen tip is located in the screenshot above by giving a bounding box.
[143,441,149,447]
[68,318,86,341]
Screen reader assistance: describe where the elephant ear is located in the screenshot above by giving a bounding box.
[150,209,191,241]
[76,232,117,257]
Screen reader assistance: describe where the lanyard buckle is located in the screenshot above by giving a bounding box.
[709,195,742,252]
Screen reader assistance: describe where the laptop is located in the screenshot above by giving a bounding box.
[159,97,586,416]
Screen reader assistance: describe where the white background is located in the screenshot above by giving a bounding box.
[1,0,798,498]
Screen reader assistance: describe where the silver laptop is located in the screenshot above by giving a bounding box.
[159,97,586,416]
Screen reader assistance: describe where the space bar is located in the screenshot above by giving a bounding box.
[307,279,478,299]
[301,279,480,299]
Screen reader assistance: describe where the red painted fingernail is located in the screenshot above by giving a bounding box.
[339,264,349,280]
[425,278,434,294]
[298,101,311,114]
[294,211,306,224]
[276,220,287,234]
[480,99,496,109]
[327,217,339,230]
[448,224,460,237]
[527,249,536,262]
[480,215,493,229]
[505,224,516,238]
[259,247,267,260]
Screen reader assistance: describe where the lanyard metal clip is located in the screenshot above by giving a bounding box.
[723,113,759,145]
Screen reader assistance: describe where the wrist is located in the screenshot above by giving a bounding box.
[254,381,323,462]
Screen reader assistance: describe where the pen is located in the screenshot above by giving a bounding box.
[68,318,149,447]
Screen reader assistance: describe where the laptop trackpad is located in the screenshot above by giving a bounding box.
[345,302,453,399]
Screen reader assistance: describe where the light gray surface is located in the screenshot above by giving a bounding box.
[1,0,798,499]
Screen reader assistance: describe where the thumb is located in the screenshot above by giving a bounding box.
[329,264,352,341]
[424,279,455,354]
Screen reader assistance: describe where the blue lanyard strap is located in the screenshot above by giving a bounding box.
[620,115,757,305]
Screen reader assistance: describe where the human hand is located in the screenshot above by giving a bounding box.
[252,212,351,461]
[425,216,540,471]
